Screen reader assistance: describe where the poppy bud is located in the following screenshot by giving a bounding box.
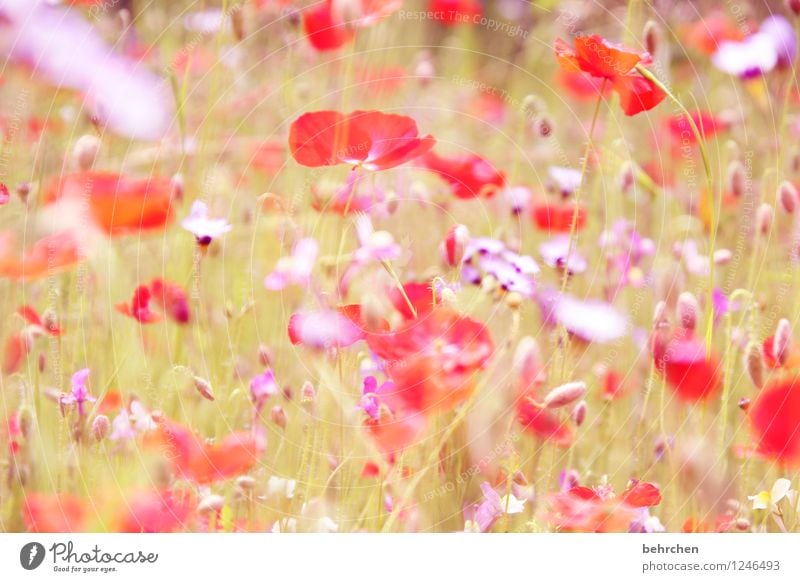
[415,60,435,85]
[505,291,523,310]
[735,518,750,531]
[72,134,100,171]
[193,376,215,401]
[17,406,33,438]
[542,381,586,409]
[258,344,273,367]
[439,287,457,304]
[745,341,764,388]
[301,380,316,403]
[756,203,773,235]
[726,160,746,199]
[676,292,699,334]
[231,6,245,41]
[643,19,661,56]
[618,161,635,194]
[236,475,256,490]
[779,180,798,214]
[713,249,732,265]
[652,300,669,329]
[197,494,225,513]
[572,400,587,426]
[171,173,184,202]
[16,182,30,201]
[440,224,470,267]
[92,414,110,441]
[521,94,542,117]
[738,397,750,411]
[38,352,46,373]
[535,114,554,138]
[774,318,792,366]
[270,405,287,430]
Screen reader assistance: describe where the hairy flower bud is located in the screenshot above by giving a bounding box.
[779,180,798,214]
[270,405,287,430]
[72,134,100,171]
[92,414,110,441]
[745,341,764,388]
[774,318,792,366]
[440,224,470,267]
[676,292,699,333]
[572,400,587,426]
[756,203,773,235]
[193,376,215,401]
[542,381,586,409]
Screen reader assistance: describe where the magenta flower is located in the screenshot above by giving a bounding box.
[461,237,539,297]
[358,376,394,420]
[59,368,96,417]
[250,369,279,413]
[539,235,588,275]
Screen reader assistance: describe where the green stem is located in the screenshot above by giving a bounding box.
[636,65,717,356]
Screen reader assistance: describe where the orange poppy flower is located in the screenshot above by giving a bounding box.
[42,172,176,236]
[22,493,88,533]
[0,230,83,280]
[155,421,266,484]
[555,35,666,116]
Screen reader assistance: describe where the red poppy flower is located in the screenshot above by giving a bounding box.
[517,396,573,447]
[428,0,481,26]
[22,493,88,533]
[364,409,427,455]
[652,329,722,403]
[762,335,800,369]
[602,368,627,400]
[555,69,613,102]
[115,285,162,324]
[531,202,586,233]
[150,279,191,324]
[667,111,729,144]
[303,0,401,51]
[115,489,195,533]
[749,377,800,467]
[620,481,662,507]
[420,150,505,199]
[42,172,176,237]
[679,11,747,55]
[0,230,83,280]
[547,489,638,532]
[555,35,666,116]
[388,281,436,320]
[366,306,493,414]
[289,110,435,170]
[155,421,266,484]
[2,305,62,375]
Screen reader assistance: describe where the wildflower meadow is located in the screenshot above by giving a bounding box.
[2,0,800,537]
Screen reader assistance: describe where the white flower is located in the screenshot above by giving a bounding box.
[499,493,526,514]
[267,476,297,499]
[749,478,794,512]
[181,201,231,245]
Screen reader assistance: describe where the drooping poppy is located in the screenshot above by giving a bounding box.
[289,110,434,171]
[554,35,666,116]
[419,150,505,199]
[748,377,800,467]
[42,172,176,236]
[150,279,190,324]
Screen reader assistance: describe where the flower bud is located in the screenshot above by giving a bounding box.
[652,300,669,329]
[193,376,215,401]
[440,224,470,267]
[735,518,750,531]
[258,344,273,367]
[713,249,732,265]
[779,180,798,214]
[787,0,800,16]
[197,494,225,513]
[618,161,635,194]
[738,397,751,411]
[415,59,435,85]
[72,134,100,171]
[270,405,287,430]
[643,19,661,55]
[571,400,587,426]
[745,341,764,388]
[236,475,256,490]
[756,203,773,235]
[542,381,586,409]
[774,318,792,366]
[92,414,110,441]
[301,380,316,403]
[676,292,699,334]
[231,6,245,41]
[514,336,543,387]
[726,160,746,199]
